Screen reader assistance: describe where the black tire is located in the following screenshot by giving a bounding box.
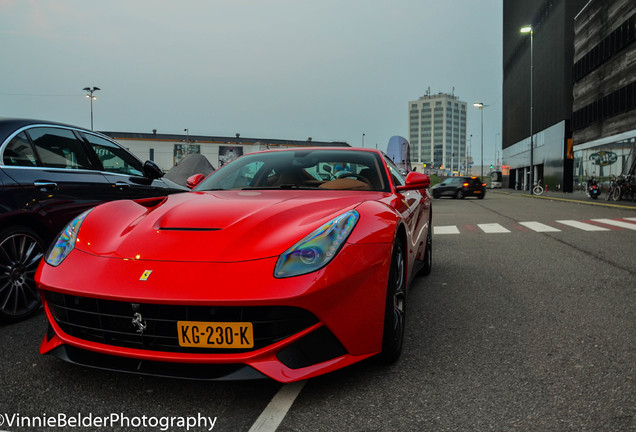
[456,190,464,199]
[420,225,432,277]
[478,193,485,199]
[0,226,45,323]
[432,191,439,199]
[377,241,406,364]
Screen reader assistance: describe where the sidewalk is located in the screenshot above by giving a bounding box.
[491,188,636,210]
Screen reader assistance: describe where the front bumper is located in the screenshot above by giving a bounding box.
[38,242,392,382]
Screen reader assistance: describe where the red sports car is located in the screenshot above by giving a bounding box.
[37,148,432,383]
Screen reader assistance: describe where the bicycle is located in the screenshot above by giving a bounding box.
[532,179,544,196]
[604,175,617,200]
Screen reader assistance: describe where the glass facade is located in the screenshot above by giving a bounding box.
[573,136,636,191]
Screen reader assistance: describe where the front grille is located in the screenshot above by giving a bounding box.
[52,345,267,381]
[45,291,318,353]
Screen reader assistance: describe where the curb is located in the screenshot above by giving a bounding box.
[491,190,636,210]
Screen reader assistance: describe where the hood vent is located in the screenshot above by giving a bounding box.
[158,227,221,231]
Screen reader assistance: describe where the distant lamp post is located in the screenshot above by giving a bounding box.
[83,86,100,130]
[467,134,473,175]
[521,25,534,192]
[473,102,488,181]
[495,133,501,168]
[362,133,365,148]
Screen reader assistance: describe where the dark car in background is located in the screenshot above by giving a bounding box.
[431,176,486,199]
[0,118,186,322]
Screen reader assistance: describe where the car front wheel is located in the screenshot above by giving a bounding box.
[420,225,432,276]
[377,241,406,364]
[0,227,45,322]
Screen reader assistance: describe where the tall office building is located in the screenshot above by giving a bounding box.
[408,92,467,173]
[502,0,588,191]
[572,0,635,180]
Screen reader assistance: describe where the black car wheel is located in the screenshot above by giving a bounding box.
[456,190,464,199]
[0,227,44,322]
[377,241,406,364]
[420,225,432,276]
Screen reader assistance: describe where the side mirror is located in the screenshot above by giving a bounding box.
[143,160,164,179]
[396,172,431,191]
[186,173,206,189]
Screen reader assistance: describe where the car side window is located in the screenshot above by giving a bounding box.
[83,133,144,176]
[27,127,93,169]
[384,157,405,187]
[2,132,38,166]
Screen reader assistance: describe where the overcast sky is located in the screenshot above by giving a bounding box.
[1,0,503,164]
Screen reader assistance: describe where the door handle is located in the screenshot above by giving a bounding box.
[34,181,57,192]
[114,181,130,191]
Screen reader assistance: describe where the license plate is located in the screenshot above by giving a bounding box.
[475,190,482,193]
[177,321,254,348]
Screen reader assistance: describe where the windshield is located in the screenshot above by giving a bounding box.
[194,149,390,192]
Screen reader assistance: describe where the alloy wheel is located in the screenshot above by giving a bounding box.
[0,230,44,321]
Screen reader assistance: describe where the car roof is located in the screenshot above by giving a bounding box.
[0,118,88,140]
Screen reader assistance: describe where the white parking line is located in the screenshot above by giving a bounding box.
[625,217,636,222]
[519,221,561,232]
[592,218,636,230]
[556,220,610,231]
[478,223,510,233]
[248,380,306,432]
[434,225,461,235]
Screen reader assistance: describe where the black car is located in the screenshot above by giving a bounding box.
[431,176,486,199]
[0,118,187,322]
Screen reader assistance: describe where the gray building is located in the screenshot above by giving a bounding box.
[502,0,588,191]
[571,0,636,183]
[408,92,467,174]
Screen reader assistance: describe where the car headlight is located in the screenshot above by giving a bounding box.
[45,209,93,267]
[274,209,359,278]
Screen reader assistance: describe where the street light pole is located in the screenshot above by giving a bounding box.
[473,103,488,181]
[362,133,365,148]
[521,25,534,192]
[495,133,501,168]
[467,134,472,175]
[83,86,100,130]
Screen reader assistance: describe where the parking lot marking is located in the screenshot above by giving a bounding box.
[591,218,636,230]
[556,220,610,231]
[434,226,460,235]
[478,223,510,233]
[519,221,561,232]
[248,380,306,432]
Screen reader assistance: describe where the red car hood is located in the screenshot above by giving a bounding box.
[77,190,384,262]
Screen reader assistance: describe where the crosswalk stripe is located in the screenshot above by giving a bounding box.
[591,218,636,230]
[519,221,561,232]
[433,218,634,235]
[434,226,460,235]
[478,223,510,233]
[555,220,610,231]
